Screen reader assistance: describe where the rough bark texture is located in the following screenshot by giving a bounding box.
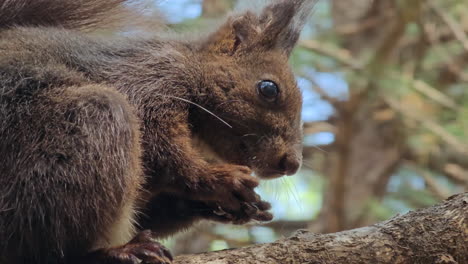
[175,193,468,264]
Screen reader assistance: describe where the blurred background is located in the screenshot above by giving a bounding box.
[147,0,468,255]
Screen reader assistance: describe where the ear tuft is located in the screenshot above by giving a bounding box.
[200,0,317,56]
[257,2,297,51]
[258,0,318,56]
[232,13,260,43]
[201,12,260,55]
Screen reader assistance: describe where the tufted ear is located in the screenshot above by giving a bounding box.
[256,0,317,56]
[200,11,261,55]
[201,0,316,56]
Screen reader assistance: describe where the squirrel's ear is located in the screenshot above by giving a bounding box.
[200,1,316,56]
[257,0,316,56]
[201,11,261,55]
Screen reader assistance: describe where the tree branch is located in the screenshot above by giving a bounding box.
[299,40,363,70]
[385,98,468,155]
[428,0,468,52]
[175,193,468,264]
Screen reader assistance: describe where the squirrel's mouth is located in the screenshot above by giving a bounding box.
[193,136,297,180]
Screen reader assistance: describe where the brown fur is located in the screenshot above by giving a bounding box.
[0,0,313,263]
[0,0,129,30]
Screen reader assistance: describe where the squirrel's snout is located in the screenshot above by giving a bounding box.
[277,153,301,176]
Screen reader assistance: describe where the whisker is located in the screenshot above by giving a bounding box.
[273,179,280,201]
[301,160,316,169]
[156,94,233,129]
[221,115,251,130]
[281,177,303,213]
[288,177,304,213]
[312,144,328,153]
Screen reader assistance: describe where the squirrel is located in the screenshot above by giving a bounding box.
[0,0,314,263]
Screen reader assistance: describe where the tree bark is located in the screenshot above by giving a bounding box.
[175,193,468,264]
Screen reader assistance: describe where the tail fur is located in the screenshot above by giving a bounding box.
[0,0,136,30]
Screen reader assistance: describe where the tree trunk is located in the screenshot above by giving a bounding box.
[313,0,409,233]
[175,192,468,264]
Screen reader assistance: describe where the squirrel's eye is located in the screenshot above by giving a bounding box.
[257,80,279,101]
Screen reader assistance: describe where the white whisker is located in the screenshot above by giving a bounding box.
[312,144,328,153]
[281,177,303,213]
[157,94,233,129]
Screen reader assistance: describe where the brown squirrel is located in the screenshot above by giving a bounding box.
[0,0,314,263]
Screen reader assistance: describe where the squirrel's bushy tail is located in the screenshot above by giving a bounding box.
[0,0,135,30]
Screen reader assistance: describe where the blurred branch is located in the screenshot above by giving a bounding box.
[392,71,459,110]
[406,147,468,191]
[303,122,336,135]
[428,0,468,52]
[334,12,396,35]
[444,164,468,188]
[299,40,363,70]
[422,21,468,83]
[406,162,451,200]
[367,0,425,79]
[410,79,458,110]
[386,98,468,155]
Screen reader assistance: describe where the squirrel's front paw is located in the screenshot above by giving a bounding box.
[207,199,273,224]
[191,164,273,223]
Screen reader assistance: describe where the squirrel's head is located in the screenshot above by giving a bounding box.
[194,0,315,179]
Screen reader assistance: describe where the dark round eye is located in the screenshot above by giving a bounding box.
[257,80,279,101]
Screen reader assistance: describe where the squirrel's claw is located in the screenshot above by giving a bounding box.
[83,230,173,264]
[207,200,273,225]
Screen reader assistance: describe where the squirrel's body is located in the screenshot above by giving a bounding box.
[0,1,314,263]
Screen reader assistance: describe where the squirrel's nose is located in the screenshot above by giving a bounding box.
[278,153,300,176]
